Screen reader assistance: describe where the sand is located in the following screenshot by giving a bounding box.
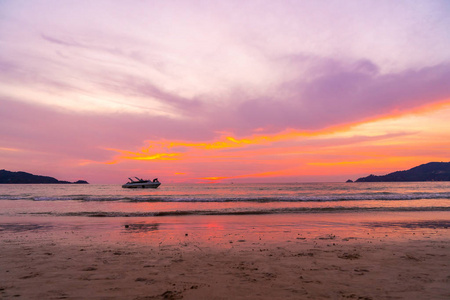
[1,214,449,299]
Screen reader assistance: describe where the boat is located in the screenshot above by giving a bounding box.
[122,177,161,189]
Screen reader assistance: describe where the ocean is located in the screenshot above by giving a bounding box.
[1,182,449,218]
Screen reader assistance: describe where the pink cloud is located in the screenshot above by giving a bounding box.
[2,61,450,154]
[0,98,214,162]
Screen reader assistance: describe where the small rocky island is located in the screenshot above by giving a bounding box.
[353,162,450,182]
[0,169,89,184]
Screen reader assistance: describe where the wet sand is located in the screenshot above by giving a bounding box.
[1,213,449,299]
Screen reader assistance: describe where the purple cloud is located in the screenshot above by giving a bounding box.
[97,74,204,115]
[224,61,450,134]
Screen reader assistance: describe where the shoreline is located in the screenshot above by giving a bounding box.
[1,212,449,299]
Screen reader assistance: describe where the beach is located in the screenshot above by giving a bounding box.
[3,1,450,298]
[1,212,449,299]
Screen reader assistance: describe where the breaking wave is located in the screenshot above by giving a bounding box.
[25,206,450,218]
[12,192,450,202]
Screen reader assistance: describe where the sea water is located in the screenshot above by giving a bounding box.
[1,182,449,242]
[1,182,449,217]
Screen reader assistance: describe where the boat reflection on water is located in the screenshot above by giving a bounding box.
[123,222,159,233]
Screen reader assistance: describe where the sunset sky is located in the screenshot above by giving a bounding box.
[1,0,449,183]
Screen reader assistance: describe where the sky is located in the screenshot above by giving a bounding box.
[1,0,449,184]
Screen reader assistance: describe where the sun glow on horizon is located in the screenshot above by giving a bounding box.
[81,101,450,183]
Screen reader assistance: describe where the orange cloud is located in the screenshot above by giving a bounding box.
[88,100,450,183]
[0,147,22,152]
[103,147,181,163]
[201,176,229,181]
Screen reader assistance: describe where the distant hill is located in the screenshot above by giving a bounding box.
[355,162,450,182]
[0,169,88,184]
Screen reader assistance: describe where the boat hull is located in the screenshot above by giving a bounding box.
[122,182,161,189]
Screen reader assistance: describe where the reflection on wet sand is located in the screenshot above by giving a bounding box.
[123,222,159,233]
[0,223,53,232]
[364,220,450,229]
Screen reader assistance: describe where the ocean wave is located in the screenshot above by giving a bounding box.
[26,206,450,218]
[39,193,450,202]
[0,192,449,202]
